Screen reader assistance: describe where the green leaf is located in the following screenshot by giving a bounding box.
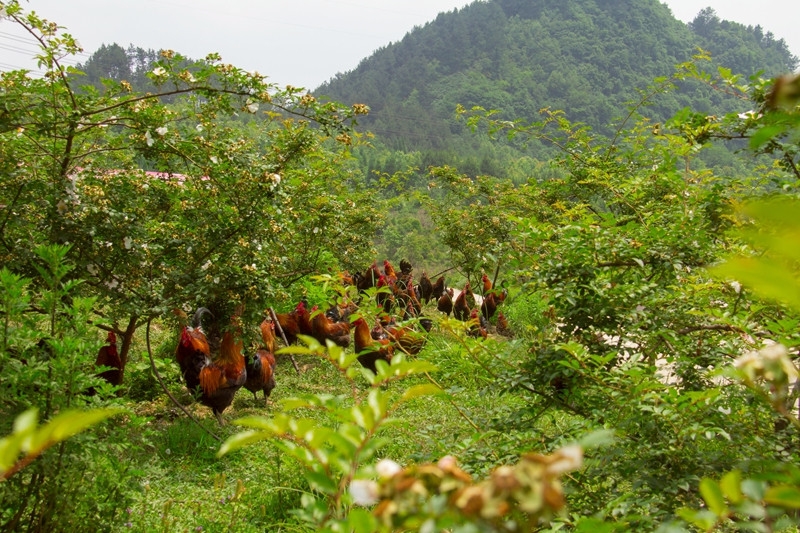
[400,384,442,402]
[305,470,338,495]
[699,477,727,516]
[0,434,25,472]
[217,430,269,457]
[713,257,800,312]
[764,485,800,509]
[29,408,121,452]
[720,470,743,504]
[13,408,39,435]
[676,508,717,530]
[750,124,787,150]
[346,508,378,533]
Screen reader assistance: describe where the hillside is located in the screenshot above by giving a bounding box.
[315,0,797,156]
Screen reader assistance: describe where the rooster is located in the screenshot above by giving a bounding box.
[95,330,123,387]
[431,275,446,304]
[437,287,454,316]
[383,259,398,283]
[481,292,499,321]
[376,274,396,315]
[273,300,312,345]
[244,318,277,405]
[311,305,351,348]
[397,259,414,291]
[496,311,513,338]
[384,319,430,356]
[453,282,472,321]
[175,306,247,425]
[394,274,421,319]
[468,308,489,339]
[355,261,382,293]
[481,272,493,295]
[87,330,123,395]
[353,316,394,374]
[417,271,434,304]
[175,307,211,395]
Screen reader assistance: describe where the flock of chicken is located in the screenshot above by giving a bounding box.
[94,258,510,424]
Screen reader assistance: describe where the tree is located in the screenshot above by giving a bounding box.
[0,0,378,382]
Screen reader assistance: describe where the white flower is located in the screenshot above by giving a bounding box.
[210,156,218,165]
[155,126,168,136]
[123,236,133,249]
[545,445,583,476]
[87,264,98,275]
[376,459,401,479]
[246,102,259,113]
[106,279,119,290]
[152,67,166,76]
[270,173,281,185]
[730,281,742,294]
[196,124,204,132]
[348,479,378,506]
[145,130,154,147]
[201,260,212,271]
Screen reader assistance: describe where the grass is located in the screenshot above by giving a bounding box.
[98,310,531,532]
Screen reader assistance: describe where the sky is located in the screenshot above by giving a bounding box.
[1,0,798,90]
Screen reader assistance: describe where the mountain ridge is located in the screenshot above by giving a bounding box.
[315,0,796,152]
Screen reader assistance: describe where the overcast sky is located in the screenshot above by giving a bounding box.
[1,0,798,89]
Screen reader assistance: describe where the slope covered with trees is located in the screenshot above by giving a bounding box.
[316,0,796,157]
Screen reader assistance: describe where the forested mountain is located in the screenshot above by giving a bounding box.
[315,0,796,157]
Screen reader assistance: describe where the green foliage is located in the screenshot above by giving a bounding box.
[0,0,379,377]
[714,198,800,311]
[0,245,135,532]
[0,407,120,481]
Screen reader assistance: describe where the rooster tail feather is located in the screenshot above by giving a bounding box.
[192,307,213,328]
[199,364,222,396]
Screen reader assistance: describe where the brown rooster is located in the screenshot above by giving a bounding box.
[244,318,277,405]
[174,307,211,396]
[376,274,396,315]
[385,319,429,356]
[437,287,454,316]
[355,261,382,293]
[468,308,489,339]
[383,259,398,283]
[453,282,472,321]
[311,305,351,348]
[417,271,434,304]
[496,311,513,338]
[274,300,312,345]
[353,317,394,374]
[176,306,247,425]
[431,275,446,303]
[481,272,493,295]
[94,330,123,388]
[481,292,499,321]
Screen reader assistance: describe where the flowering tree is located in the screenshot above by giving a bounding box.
[0,1,380,377]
